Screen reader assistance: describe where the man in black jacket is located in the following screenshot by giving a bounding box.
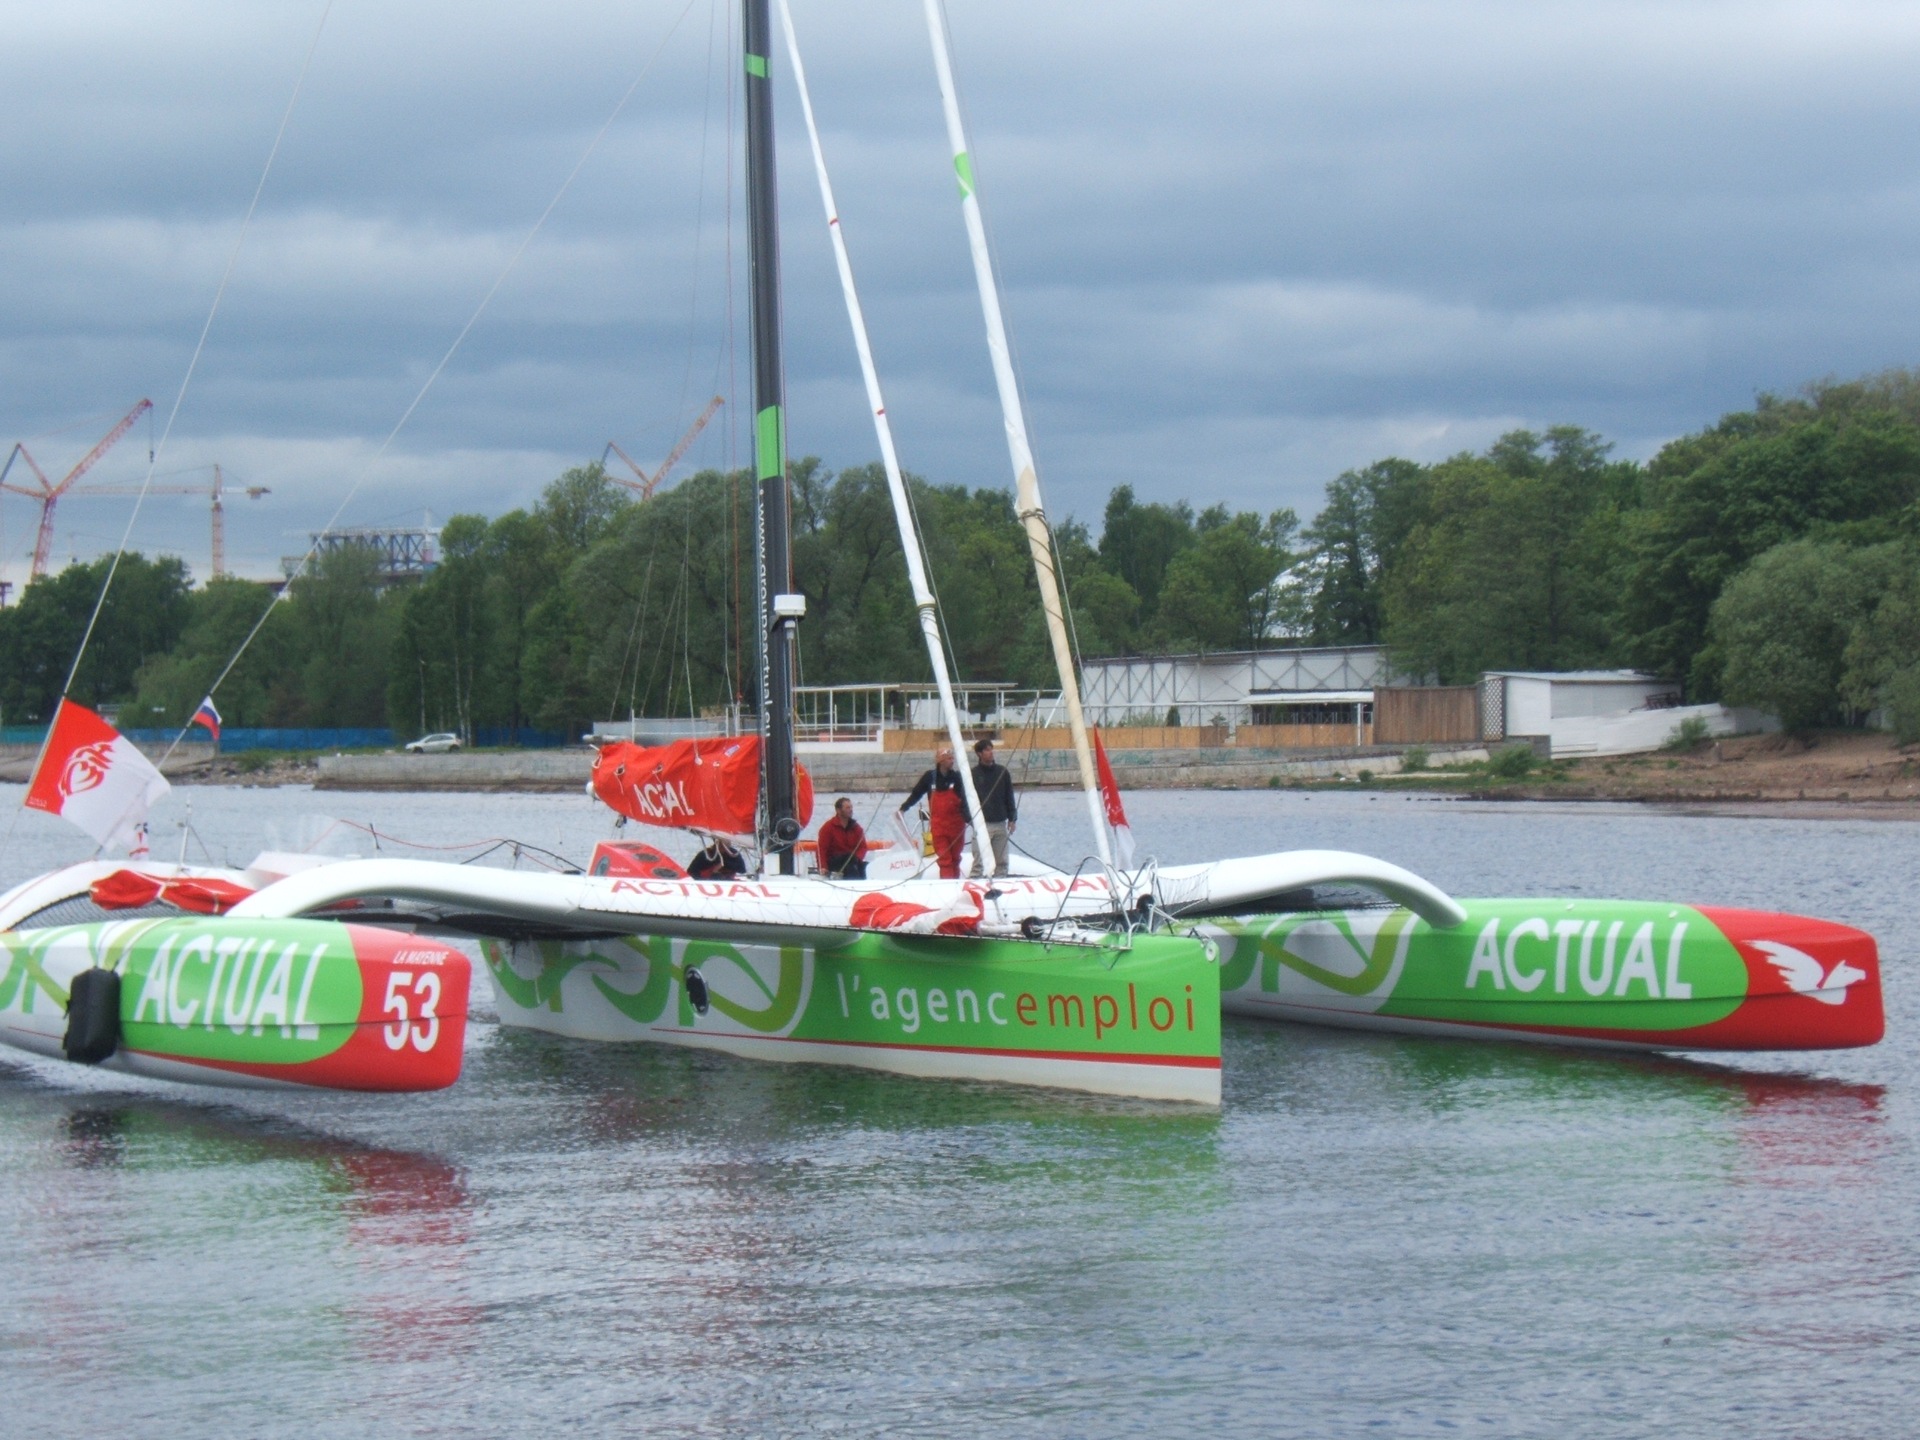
[969,738,1016,878]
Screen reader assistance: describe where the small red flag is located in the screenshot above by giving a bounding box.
[1090,729,1135,865]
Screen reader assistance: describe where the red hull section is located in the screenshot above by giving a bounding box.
[1688,906,1884,1049]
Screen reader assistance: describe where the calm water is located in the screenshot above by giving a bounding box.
[0,784,1913,1437]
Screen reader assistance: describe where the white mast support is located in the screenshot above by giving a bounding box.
[919,0,1111,866]
[777,0,994,877]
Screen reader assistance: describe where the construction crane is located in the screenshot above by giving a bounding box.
[0,398,155,580]
[76,464,269,580]
[602,395,724,500]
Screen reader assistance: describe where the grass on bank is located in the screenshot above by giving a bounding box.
[1269,742,1576,792]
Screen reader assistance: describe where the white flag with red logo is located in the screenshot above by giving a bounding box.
[1090,728,1135,866]
[25,699,171,853]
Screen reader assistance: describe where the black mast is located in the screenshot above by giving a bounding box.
[745,0,801,871]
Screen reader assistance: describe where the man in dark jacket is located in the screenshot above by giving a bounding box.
[817,796,868,879]
[687,837,747,879]
[969,738,1016,877]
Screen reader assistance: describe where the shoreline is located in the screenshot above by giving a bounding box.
[1423,789,1920,821]
[6,731,1911,819]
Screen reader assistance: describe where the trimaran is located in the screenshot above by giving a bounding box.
[0,0,1883,1104]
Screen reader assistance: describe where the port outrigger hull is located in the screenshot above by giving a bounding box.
[1201,899,1882,1052]
[0,917,471,1090]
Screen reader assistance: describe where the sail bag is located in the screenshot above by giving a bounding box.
[590,735,812,841]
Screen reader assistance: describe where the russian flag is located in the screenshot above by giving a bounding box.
[190,696,222,743]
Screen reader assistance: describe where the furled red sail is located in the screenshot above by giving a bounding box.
[91,869,255,915]
[1091,729,1135,865]
[589,735,812,841]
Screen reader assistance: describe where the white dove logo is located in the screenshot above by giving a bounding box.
[1753,941,1867,1006]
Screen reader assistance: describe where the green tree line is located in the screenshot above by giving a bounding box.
[3,369,1917,741]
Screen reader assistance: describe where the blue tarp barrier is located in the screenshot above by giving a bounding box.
[117,727,395,750]
[5,724,571,752]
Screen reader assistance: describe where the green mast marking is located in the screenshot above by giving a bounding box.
[756,404,786,481]
[954,152,975,199]
[745,52,768,77]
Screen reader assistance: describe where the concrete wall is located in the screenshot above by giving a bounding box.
[0,739,215,782]
[1548,703,1778,757]
[317,750,593,790]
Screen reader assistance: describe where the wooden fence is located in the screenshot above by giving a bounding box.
[1373,686,1481,743]
[882,723,1373,753]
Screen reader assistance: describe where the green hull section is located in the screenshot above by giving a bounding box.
[1205,898,1881,1051]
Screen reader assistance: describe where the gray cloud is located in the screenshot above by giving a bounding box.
[6,0,1920,585]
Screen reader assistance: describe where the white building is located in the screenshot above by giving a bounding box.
[1078,646,1391,728]
[1481,670,1678,738]
[1481,670,1774,755]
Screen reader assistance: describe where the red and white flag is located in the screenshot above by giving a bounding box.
[25,699,172,853]
[1090,728,1135,866]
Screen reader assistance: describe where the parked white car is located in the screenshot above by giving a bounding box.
[404,732,463,754]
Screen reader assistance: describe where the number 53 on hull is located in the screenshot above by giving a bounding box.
[0,918,470,1091]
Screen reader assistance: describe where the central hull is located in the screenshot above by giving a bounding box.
[481,927,1221,1104]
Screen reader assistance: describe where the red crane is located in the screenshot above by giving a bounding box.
[0,399,155,580]
[602,396,725,500]
[77,464,270,580]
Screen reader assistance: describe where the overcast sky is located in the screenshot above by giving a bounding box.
[4,0,1919,587]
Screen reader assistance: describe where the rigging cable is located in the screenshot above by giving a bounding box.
[151,0,704,773]
[1,2,334,866]
[57,0,334,707]
[928,0,1093,704]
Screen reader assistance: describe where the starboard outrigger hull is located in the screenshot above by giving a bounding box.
[481,927,1222,1104]
[1203,900,1882,1052]
[0,918,471,1090]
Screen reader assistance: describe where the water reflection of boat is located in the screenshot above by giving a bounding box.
[37,1092,474,1221]
[0,1080,479,1362]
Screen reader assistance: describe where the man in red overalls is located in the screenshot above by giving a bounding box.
[899,746,967,879]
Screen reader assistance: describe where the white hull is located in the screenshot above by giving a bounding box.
[493,993,1220,1103]
[1222,993,1684,1054]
